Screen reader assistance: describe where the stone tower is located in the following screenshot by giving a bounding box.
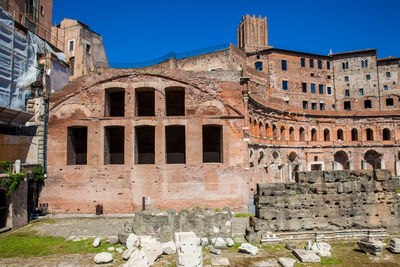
[237,14,269,53]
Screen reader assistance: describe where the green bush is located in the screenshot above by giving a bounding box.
[32,165,45,182]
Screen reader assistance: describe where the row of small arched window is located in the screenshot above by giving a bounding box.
[250,120,392,142]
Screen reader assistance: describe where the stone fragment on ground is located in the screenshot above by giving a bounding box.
[306,240,312,250]
[252,259,278,267]
[106,235,119,245]
[389,238,400,253]
[292,249,321,263]
[126,233,140,249]
[116,247,124,253]
[285,242,296,250]
[161,240,177,255]
[118,232,129,245]
[201,237,209,246]
[107,247,115,252]
[278,257,296,267]
[124,249,150,267]
[175,232,203,267]
[311,242,331,257]
[211,257,231,266]
[72,236,81,242]
[140,236,163,265]
[209,246,221,255]
[226,238,234,247]
[122,247,136,260]
[357,237,383,255]
[93,237,101,248]
[94,252,113,264]
[238,243,258,255]
[215,237,227,249]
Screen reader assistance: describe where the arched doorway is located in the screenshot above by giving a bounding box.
[0,190,7,229]
[334,151,350,170]
[364,150,381,169]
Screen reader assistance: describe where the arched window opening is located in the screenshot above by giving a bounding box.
[351,129,358,141]
[289,127,294,141]
[324,129,330,141]
[280,126,285,140]
[299,127,305,141]
[259,122,263,137]
[344,101,351,110]
[364,150,381,169]
[311,128,317,141]
[364,100,372,109]
[366,128,374,141]
[337,129,344,141]
[273,125,277,140]
[288,152,297,162]
[334,151,350,170]
[255,61,263,71]
[383,128,391,140]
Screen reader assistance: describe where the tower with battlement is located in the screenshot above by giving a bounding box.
[237,14,269,53]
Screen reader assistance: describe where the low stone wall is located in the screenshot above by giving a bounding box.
[247,170,400,242]
[129,207,232,242]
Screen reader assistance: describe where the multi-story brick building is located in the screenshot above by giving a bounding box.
[39,14,400,214]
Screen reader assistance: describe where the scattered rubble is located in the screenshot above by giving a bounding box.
[122,247,136,260]
[278,257,296,267]
[94,252,113,264]
[285,242,296,250]
[214,237,227,249]
[126,233,140,249]
[389,238,400,253]
[238,243,258,255]
[116,247,124,253]
[175,232,203,267]
[226,238,234,247]
[92,237,101,248]
[357,236,384,255]
[209,246,221,255]
[292,249,320,263]
[211,257,231,266]
[140,236,163,265]
[161,241,177,255]
[124,249,149,267]
[311,242,331,257]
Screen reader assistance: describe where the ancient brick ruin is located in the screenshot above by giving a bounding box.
[38,14,400,216]
[246,170,400,242]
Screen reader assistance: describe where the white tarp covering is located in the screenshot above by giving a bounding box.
[0,8,67,112]
[50,60,69,92]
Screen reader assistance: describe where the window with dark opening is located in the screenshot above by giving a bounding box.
[327,61,330,69]
[301,58,305,67]
[136,88,155,116]
[281,60,287,70]
[69,57,74,76]
[299,127,305,141]
[302,82,307,93]
[255,61,263,71]
[166,126,185,164]
[386,98,394,106]
[366,128,373,141]
[311,129,317,141]
[344,101,351,110]
[282,80,288,90]
[105,88,125,117]
[383,128,391,140]
[104,126,124,164]
[302,101,308,109]
[67,127,87,165]
[166,87,185,116]
[324,129,330,141]
[318,60,322,69]
[203,125,222,163]
[337,129,344,141]
[364,100,372,109]
[135,126,155,164]
[86,44,91,54]
[289,127,294,141]
[351,129,358,141]
[386,72,391,78]
[309,59,314,68]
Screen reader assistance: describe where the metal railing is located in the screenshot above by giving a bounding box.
[110,43,230,69]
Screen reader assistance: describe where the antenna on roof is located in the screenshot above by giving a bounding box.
[328,49,333,56]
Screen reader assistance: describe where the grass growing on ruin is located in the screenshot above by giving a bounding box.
[0,230,112,258]
[234,213,254,218]
[261,243,285,251]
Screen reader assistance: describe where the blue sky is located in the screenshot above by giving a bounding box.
[53,0,400,64]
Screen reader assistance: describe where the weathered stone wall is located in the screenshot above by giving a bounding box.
[248,170,400,241]
[129,207,232,242]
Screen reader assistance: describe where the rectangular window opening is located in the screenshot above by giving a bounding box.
[282,80,288,90]
[327,86,332,95]
[319,84,324,94]
[302,82,307,93]
[67,127,87,165]
[309,59,314,68]
[135,126,155,164]
[318,60,322,69]
[104,126,124,164]
[301,58,305,67]
[166,126,186,164]
[281,60,287,70]
[136,88,155,116]
[105,88,125,117]
[203,125,222,163]
[166,87,185,116]
[311,84,316,94]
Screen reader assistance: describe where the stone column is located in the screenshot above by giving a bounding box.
[380,160,385,169]
[361,160,367,170]
[333,161,338,170]
[349,160,353,170]
[396,160,400,176]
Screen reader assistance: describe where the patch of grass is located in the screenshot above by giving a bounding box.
[234,213,253,218]
[331,241,356,248]
[321,258,343,265]
[0,230,111,258]
[396,189,400,194]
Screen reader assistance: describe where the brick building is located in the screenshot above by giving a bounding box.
[39,14,400,214]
